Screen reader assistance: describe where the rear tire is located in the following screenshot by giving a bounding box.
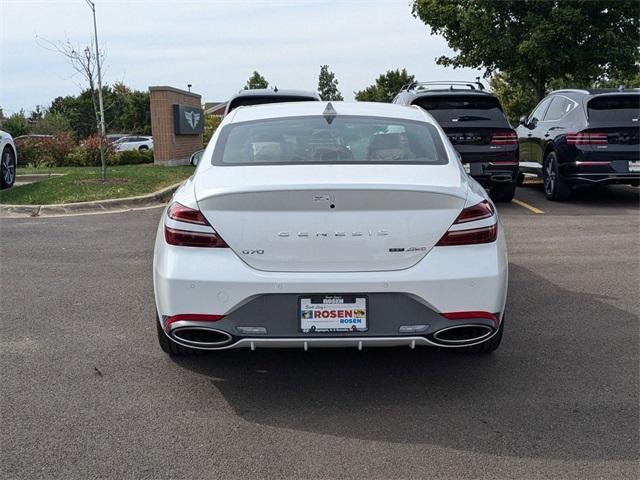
[156,314,201,356]
[1,146,16,189]
[457,317,504,354]
[543,152,571,201]
[139,145,149,152]
[489,180,517,203]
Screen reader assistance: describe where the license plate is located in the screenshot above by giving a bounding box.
[463,163,471,173]
[629,161,640,173]
[299,295,368,333]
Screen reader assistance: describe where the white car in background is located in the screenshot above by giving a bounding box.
[153,101,508,355]
[113,135,153,152]
[0,129,17,189]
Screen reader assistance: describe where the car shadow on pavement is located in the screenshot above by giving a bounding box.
[172,264,638,462]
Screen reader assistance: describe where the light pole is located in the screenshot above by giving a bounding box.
[86,0,107,178]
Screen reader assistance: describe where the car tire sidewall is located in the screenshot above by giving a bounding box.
[543,151,571,201]
[1,146,16,189]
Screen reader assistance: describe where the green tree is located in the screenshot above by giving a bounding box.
[489,72,537,126]
[317,65,344,101]
[355,69,415,102]
[244,71,269,90]
[31,111,73,136]
[203,114,222,144]
[1,111,29,138]
[412,0,640,101]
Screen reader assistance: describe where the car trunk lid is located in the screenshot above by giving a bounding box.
[195,164,466,272]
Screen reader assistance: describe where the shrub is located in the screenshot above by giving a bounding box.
[14,134,75,168]
[111,149,154,165]
[62,135,116,167]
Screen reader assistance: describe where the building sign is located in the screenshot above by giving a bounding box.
[173,104,204,135]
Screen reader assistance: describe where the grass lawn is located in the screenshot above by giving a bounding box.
[0,165,194,205]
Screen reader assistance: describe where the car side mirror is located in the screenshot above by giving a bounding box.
[519,116,527,126]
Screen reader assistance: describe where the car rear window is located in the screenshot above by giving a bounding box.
[228,96,318,113]
[212,116,447,165]
[411,95,508,125]
[587,95,640,122]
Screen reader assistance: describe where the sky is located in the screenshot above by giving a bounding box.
[0,0,481,115]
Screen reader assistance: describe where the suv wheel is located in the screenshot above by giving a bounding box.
[489,181,517,203]
[1,146,16,189]
[543,152,571,201]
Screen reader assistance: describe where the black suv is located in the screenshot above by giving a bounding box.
[224,89,320,116]
[516,88,640,200]
[393,81,518,202]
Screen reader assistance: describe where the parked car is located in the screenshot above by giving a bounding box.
[0,130,17,189]
[516,88,640,200]
[224,88,320,116]
[14,134,53,142]
[106,133,128,142]
[114,136,153,152]
[393,81,519,202]
[153,101,508,356]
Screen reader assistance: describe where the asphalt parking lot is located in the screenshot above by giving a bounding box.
[1,183,638,479]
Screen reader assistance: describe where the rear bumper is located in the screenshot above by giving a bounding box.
[560,160,640,185]
[153,214,508,349]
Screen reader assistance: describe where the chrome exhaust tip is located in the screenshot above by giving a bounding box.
[432,324,494,345]
[171,327,233,348]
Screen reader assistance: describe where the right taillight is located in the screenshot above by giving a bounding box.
[436,200,498,246]
[566,132,608,145]
[164,202,229,248]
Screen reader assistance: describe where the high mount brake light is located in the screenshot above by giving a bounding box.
[566,132,608,145]
[490,131,518,145]
[436,201,497,246]
[165,202,229,248]
[168,202,209,225]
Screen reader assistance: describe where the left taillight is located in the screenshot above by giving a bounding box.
[436,200,498,246]
[164,202,229,248]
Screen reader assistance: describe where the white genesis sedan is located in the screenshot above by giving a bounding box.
[153,101,508,355]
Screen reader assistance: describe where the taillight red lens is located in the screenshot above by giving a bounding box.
[442,311,498,323]
[454,200,494,224]
[566,132,608,145]
[164,314,225,331]
[436,200,497,246]
[168,202,209,225]
[164,227,229,248]
[436,225,497,246]
[490,131,518,145]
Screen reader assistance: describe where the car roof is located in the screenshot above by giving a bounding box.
[405,89,496,98]
[550,88,640,97]
[229,89,320,100]
[228,101,430,124]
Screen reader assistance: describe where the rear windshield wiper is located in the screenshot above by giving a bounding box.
[450,115,491,122]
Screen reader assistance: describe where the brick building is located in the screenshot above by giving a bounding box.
[149,86,204,166]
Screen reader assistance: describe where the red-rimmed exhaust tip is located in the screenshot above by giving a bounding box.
[442,311,498,323]
[164,314,225,331]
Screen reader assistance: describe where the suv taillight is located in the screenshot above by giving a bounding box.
[490,131,518,145]
[436,200,497,246]
[566,132,608,145]
[165,202,229,248]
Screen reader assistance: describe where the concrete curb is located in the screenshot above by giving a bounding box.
[0,181,182,218]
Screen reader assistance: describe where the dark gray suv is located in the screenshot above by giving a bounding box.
[393,81,519,202]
